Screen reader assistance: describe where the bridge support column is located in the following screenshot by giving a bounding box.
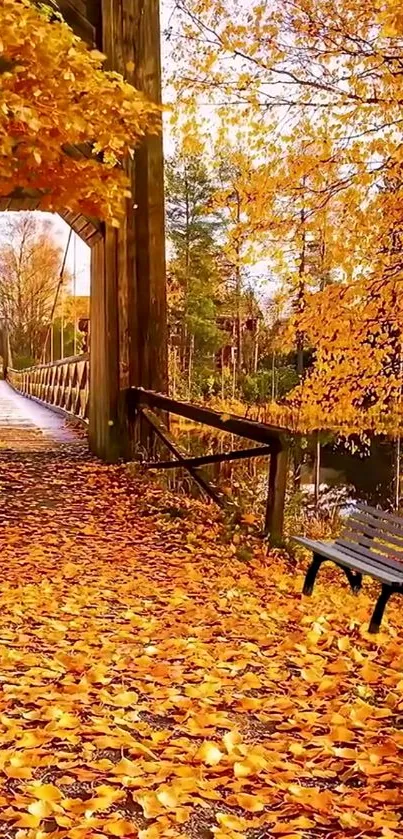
[89,0,167,462]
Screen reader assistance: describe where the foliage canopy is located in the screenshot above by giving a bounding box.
[0,0,160,223]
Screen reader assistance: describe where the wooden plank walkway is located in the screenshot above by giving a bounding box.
[0,380,78,450]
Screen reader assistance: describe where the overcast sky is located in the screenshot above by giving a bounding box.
[40,213,91,296]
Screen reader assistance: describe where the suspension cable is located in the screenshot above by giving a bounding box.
[41,228,73,364]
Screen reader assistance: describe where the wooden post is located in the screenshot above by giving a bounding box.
[134,0,168,393]
[265,446,288,542]
[395,435,401,512]
[88,0,167,461]
[89,233,122,462]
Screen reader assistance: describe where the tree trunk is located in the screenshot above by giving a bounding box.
[314,434,321,508]
[296,215,306,378]
[235,191,242,381]
[294,188,307,489]
[253,320,259,374]
[394,435,401,511]
[188,333,194,396]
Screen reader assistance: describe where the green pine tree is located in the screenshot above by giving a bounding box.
[166,152,227,396]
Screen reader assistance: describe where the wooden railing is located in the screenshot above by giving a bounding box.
[7,354,89,423]
[128,388,290,541]
[5,367,290,539]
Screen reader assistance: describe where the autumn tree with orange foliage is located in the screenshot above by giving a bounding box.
[0,0,160,224]
[0,213,67,366]
[171,0,403,433]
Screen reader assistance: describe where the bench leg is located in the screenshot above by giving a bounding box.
[303,554,323,596]
[369,584,393,634]
[343,568,362,595]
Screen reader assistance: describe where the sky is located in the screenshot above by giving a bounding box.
[50,214,91,297]
[0,211,91,297]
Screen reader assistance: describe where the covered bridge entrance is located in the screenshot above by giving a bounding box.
[2,0,167,463]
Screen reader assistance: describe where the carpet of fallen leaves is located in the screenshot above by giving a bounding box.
[0,429,402,839]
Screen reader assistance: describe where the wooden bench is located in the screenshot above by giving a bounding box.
[294,503,403,633]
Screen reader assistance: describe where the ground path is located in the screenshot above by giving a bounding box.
[0,381,77,451]
[0,383,402,838]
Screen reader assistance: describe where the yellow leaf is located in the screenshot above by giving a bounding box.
[104,819,137,836]
[197,741,224,766]
[113,757,141,776]
[228,793,264,812]
[216,812,248,831]
[27,800,54,819]
[109,690,139,707]
[28,783,62,802]
[5,765,32,779]
[241,513,256,525]
[156,786,178,809]
[14,814,41,828]
[223,730,242,753]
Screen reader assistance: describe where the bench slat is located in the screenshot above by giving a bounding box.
[335,536,403,572]
[349,512,403,545]
[338,530,403,561]
[294,537,403,584]
[356,502,403,530]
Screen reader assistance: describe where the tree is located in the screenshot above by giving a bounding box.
[0,213,66,366]
[284,267,403,438]
[0,0,160,223]
[170,0,403,302]
[213,144,260,382]
[166,151,226,395]
[171,0,402,143]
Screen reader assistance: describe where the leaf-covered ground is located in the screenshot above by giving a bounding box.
[0,426,402,839]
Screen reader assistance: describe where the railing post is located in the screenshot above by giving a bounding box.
[265,445,289,543]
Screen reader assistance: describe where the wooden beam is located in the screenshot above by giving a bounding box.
[133,0,168,392]
[90,0,167,462]
[129,388,289,447]
[56,0,95,44]
[265,448,289,542]
[141,408,236,511]
[143,445,273,470]
[100,0,167,393]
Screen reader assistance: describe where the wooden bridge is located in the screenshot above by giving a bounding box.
[0,0,289,539]
[2,4,402,834]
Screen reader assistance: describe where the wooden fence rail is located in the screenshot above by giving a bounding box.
[5,368,290,540]
[7,354,89,423]
[129,387,290,541]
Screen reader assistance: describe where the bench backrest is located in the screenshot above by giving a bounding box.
[335,503,403,571]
